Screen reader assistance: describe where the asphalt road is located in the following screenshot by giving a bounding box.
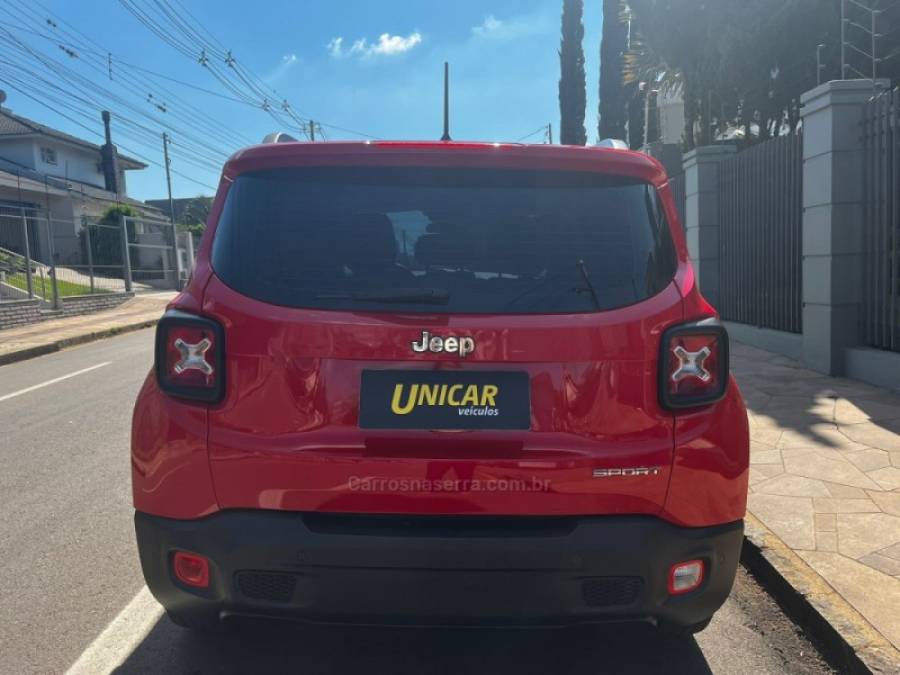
[0,329,835,675]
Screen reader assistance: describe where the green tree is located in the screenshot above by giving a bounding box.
[559,0,587,145]
[177,196,212,237]
[623,0,842,149]
[598,0,629,141]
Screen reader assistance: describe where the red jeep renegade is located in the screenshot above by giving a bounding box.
[132,140,749,635]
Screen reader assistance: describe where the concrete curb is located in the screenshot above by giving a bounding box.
[741,513,900,674]
[0,318,158,367]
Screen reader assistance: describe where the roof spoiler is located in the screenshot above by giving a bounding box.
[597,138,629,150]
[261,132,300,144]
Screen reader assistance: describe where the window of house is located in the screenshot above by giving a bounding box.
[40,147,58,165]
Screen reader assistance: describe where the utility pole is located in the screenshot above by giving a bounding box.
[309,119,316,141]
[162,132,183,288]
[162,133,176,230]
[440,62,451,141]
[548,123,553,144]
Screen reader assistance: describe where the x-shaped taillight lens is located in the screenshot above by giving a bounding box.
[155,311,224,402]
[173,337,214,376]
[671,345,712,383]
[660,321,729,410]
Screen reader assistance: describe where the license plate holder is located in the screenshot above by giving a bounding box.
[359,370,531,430]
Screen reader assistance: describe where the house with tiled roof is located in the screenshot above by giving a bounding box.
[0,102,161,266]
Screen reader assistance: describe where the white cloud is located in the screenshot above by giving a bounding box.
[472,15,503,37]
[326,37,344,58]
[327,31,422,58]
[470,14,548,41]
[368,32,423,55]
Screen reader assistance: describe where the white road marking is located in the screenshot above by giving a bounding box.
[0,362,112,403]
[65,586,163,675]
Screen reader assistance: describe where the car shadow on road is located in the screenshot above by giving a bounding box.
[113,617,712,675]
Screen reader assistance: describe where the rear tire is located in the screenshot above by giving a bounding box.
[166,609,227,633]
[658,617,712,639]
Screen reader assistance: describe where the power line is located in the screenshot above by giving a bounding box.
[118,0,377,140]
[516,125,550,143]
[0,45,221,172]
[0,42,225,182]
[317,120,380,140]
[0,26,233,158]
[0,64,223,175]
[0,0,380,196]
[1,1,253,149]
[0,73,217,191]
[119,0,307,134]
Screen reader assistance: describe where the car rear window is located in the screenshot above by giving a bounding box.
[210,167,677,314]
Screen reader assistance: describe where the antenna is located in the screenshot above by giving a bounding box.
[440,62,451,141]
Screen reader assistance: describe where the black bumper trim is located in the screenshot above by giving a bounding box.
[135,510,743,627]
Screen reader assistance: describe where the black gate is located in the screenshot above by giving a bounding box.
[669,172,686,230]
[862,87,900,353]
[717,134,804,334]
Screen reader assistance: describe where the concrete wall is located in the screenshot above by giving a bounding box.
[682,145,736,309]
[799,79,890,375]
[0,139,38,169]
[0,292,133,330]
[0,298,42,330]
[57,292,132,318]
[723,322,804,362]
[36,140,107,189]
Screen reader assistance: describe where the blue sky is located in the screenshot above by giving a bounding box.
[0,1,603,201]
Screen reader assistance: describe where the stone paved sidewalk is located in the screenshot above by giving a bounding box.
[0,291,175,364]
[733,342,900,659]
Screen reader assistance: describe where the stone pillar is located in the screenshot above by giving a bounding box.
[682,145,736,308]
[800,79,889,375]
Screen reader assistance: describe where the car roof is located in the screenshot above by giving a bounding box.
[223,141,668,187]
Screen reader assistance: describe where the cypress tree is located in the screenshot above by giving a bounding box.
[599,0,629,141]
[559,0,587,145]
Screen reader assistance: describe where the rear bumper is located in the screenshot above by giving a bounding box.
[135,510,743,628]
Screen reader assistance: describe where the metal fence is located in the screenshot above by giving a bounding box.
[0,206,186,306]
[717,133,804,334]
[862,87,900,353]
[124,215,182,289]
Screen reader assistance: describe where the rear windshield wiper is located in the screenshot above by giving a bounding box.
[315,288,451,305]
[504,262,602,311]
[577,259,602,310]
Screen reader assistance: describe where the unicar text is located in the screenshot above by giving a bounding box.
[391,382,500,416]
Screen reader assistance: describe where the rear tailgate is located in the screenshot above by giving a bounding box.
[202,157,682,515]
[204,277,681,515]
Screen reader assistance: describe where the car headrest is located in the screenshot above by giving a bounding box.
[414,232,471,270]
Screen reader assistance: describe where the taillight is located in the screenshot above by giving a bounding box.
[659,319,729,410]
[155,310,225,402]
[172,551,210,588]
[668,560,705,595]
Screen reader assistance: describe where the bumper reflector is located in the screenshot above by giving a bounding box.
[668,560,704,595]
[173,551,210,588]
